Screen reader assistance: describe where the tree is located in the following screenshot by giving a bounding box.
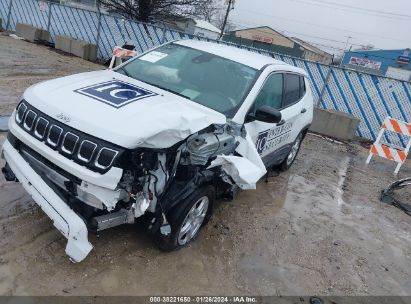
[190,0,236,34]
[355,44,375,51]
[332,56,342,66]
[214,10,235,33]
[100,0,210,23]
[191,0,220,22]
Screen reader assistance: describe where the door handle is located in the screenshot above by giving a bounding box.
[277,119,285,126]
[301,108,307,113]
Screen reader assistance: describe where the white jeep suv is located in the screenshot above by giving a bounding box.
[1,40,313,262]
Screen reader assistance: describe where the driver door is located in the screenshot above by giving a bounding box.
[245,72,295,166]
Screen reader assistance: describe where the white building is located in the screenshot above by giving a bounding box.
[164,18,221,40]
[192,19,221,40]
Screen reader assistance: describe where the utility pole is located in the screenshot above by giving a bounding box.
[340,36,353,67]
[219,0,235,39]
[344,36,352,51]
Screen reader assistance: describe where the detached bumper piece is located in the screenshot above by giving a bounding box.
[380,177,411,216]
[0,115,10,131]
[2,140,93,262]
[2,163,17,181]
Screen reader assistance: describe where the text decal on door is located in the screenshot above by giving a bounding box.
[256,122,293,154]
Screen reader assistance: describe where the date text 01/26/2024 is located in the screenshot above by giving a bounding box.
[149,296,258,303]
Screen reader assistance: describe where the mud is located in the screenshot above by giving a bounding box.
[0,33,101,115]
[0,35,411,296]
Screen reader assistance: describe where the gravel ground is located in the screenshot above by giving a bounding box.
[0,34,410,296]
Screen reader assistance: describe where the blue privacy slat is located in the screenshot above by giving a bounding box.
[0,0,9,22]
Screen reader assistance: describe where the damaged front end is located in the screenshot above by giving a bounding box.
[111,120,266,233]
[2,117,266,262]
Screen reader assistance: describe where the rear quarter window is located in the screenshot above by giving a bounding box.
[300,76,306,97]
[283,74,301,107]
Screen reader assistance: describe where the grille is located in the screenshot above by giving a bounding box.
[15,101,122,173]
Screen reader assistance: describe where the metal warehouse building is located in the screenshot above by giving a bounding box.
[341,48,411,81]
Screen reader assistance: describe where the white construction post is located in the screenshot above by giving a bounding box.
[365,125,385,165]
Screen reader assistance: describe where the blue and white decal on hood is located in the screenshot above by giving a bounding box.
[74,80,157,108]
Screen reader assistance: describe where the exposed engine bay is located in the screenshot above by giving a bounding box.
[67,120,265,234]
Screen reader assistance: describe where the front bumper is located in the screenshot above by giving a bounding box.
[2,139,93,262]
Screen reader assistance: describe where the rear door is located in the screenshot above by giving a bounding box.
[280,73,306,149]
[245,72,307,166]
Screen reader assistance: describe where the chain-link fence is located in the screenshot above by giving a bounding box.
[1,0,411,144]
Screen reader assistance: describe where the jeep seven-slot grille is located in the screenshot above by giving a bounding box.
[15,100,123,173]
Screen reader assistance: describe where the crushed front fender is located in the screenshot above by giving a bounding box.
[208,132,267,190]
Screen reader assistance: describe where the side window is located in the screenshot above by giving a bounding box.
[283,73,300,107]
[253,73,283,112]
[300,76,306,97]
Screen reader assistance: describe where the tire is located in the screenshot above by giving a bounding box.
[279,132,303,171]
[155,186,214,251]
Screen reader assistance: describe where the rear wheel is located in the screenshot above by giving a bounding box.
[155,186,214,251]
[279,132,303,171]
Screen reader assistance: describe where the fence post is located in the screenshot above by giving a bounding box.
[318,66,332,107]
[161,28,167,44]
[6,0,13,31]
[95,3,102,58]
[47,1,52,33]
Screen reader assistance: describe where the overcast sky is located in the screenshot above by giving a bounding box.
[223,0,411,56]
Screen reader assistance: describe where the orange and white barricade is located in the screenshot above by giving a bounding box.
[366,117,411,174]
[109,46,138,69]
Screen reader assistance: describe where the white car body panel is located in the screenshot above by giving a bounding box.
[208,155,264,190]
[24,69,226,149]
[174,40,285,70]
[208,133,268,190]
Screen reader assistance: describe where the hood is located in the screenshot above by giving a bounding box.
[23,70,226,149]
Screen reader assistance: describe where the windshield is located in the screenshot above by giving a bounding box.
[116,43,258,117]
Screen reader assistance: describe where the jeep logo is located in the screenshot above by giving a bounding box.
[74,80,157,108]
[56,113,71,123]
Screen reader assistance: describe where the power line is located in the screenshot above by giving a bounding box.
[228,14,409,56]
[229,21,380,51]
[233,8,411,44]
[304,42,346,51]
[302,41,406,62]
[227,20,403,62]
[288,0,411,21]
[302,0,411,19]
[229,9,410,56]
[228,22,405,60]
[282,30,369,48]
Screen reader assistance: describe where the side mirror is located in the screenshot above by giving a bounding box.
[251,106,282,124]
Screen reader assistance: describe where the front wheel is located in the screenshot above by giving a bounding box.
[155,186,214,251]
[279,132,303,171]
